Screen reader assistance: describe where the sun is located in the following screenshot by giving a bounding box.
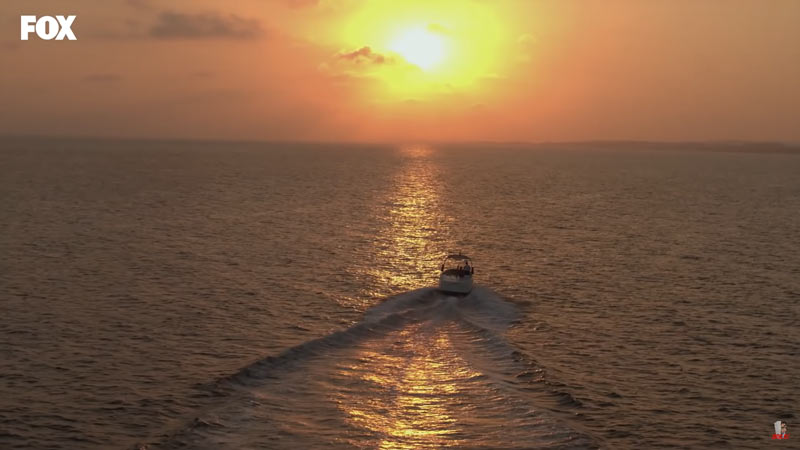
[389,27,446,71]
[331,0,516,99]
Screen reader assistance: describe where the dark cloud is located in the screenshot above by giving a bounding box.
[83,73,122,83]
[336,46,391,64]
[149,11,264,39]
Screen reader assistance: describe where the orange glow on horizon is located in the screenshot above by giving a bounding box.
[1,0,798,142]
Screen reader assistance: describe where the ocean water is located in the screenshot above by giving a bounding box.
[0,137,798,449]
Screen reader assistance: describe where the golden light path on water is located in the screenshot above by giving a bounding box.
[302,145,590,449]
[366,145,453,296]
[140,143,597,449]
[339,145,468,448]
[339,331,457,449]
[333,325,483,449]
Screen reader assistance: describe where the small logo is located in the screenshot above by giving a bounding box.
[20,15,77,41]
[773,420,789,440]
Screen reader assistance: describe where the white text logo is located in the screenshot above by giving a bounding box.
[20,15,77,41]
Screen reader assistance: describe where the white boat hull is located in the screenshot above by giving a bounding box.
[438,273,473,294]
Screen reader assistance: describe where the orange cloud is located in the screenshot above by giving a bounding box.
[336,46,392,65]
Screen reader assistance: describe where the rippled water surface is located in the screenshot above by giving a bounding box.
[1,138,798,449]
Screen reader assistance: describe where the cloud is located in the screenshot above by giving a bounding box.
[149,11,264,39]
[83,73,122,83]
[336,46,392,64]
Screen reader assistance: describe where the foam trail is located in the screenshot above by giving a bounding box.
[145,287,599,449]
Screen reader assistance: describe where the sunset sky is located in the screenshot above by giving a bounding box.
[1,0,798,142]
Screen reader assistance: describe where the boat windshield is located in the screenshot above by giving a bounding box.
[441,254,473,272]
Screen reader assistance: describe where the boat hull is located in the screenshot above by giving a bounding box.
[438,274,473,294]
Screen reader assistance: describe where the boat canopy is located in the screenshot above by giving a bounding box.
[440,254,473,272]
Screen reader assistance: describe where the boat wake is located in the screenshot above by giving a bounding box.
[143,287,599,449]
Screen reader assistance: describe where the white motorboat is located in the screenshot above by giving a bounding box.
[438,253,474,295]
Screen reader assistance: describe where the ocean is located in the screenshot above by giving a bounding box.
[1,137,798,449]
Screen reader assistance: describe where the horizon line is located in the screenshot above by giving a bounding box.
[1,132,799,149]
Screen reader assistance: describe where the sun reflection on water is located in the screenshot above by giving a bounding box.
[364,145,453,297]
[332,146,474,448]
[335,325,481,449]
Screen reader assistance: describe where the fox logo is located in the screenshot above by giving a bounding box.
[20,15,77,41]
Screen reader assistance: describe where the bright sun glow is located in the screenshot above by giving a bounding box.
[389,27,446,71]
[329,0,525,99]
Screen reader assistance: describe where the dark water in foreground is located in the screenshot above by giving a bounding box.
[0,138,798,449]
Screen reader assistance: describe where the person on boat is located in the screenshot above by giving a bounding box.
[463,261,471,275]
